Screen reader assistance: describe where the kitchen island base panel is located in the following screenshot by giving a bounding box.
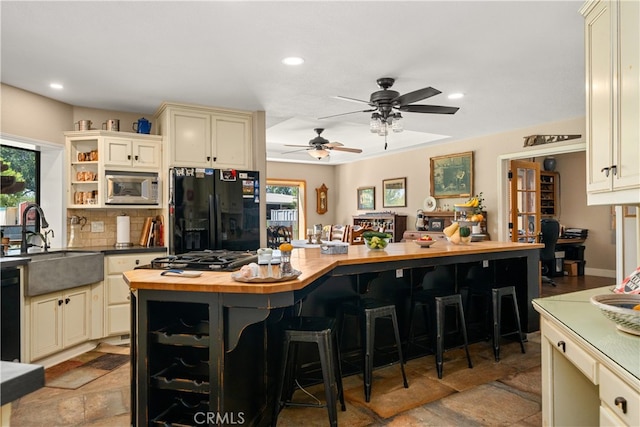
[133,290,276,427]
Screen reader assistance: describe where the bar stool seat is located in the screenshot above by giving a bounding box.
[340,297,408,402]
[273,317,345,427]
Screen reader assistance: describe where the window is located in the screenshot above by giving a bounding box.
[1,144,40,230]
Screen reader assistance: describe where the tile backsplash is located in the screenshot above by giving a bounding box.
[67,208,164,247]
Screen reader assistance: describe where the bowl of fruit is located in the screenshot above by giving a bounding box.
[443,222,472,245]
[414,235,436,247]
[363,231,392,250]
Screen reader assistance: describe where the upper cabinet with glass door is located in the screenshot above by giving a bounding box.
[582,0,640,205]
[65,131,162,208]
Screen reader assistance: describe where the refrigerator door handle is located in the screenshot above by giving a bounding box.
[209,194,223,249]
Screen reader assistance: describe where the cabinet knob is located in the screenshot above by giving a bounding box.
[213,157,217,162]
[135,259,140,265]
[58,299,63,306]
[614,396,627,414]
[65,297,71,304]
[611,165,617,176]
[601,167,610,177]
[134,155,139,161]
[207,156,211,161]
[127,155,131,160]
[557,340,566,353]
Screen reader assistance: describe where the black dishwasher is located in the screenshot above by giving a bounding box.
[1,267,21,362]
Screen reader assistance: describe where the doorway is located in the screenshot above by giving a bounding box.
[266,179,307,240]
[497,140,585,241]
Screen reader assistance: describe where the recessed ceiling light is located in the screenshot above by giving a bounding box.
[448,92,464,100]
[282,57,304,66]
[49,83,64,90]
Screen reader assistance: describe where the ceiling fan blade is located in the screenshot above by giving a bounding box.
[280,147,312,155]
[324,142,344,148]
[398,104,460,114]
[333,95,372,105]
[318,108,376,120]
[331,146,362,153]
[284,144,314,148]
[393,87,441,106]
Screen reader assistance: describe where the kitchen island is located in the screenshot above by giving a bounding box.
[124,240,542,426]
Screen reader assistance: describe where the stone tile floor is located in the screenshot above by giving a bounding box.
[10,275,610,426]
[275,334,542,426]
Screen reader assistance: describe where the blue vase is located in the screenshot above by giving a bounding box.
[543,157,556,171]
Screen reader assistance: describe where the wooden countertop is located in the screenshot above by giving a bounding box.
[123,240,543,294]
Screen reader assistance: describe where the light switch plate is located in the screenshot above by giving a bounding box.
[91,221,104,233]
[396,269,403,278]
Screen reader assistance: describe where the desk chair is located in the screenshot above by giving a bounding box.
[540,219,560,286]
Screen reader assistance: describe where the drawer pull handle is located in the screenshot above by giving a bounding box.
[614,397,627,414]
[557,341,566,352]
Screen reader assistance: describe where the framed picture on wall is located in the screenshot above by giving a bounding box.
[382,177,406,208]
[357,186,375,210]
[427,218,445,232]
[430,151,473,198]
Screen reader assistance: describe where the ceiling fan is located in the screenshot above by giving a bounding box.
[320,77,459,147]
[283,128,363,160]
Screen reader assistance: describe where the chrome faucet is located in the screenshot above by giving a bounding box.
[20,203,50,254]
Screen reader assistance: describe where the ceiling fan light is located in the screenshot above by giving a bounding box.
[392,113,403,133]
[369,113,381,133]
[308,148,329,159]
[377,127,388,136]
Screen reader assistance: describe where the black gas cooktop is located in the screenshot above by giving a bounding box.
[139,250,258,272]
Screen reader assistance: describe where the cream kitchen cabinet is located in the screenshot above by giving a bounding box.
[533,287,640,427]
[103,136,161,170]
[582,0,640,205]
[65,131,163,208]
[29,285,91,361]
[155,102,253,170]
[104,252,163,337]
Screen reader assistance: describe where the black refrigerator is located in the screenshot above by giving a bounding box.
[169,167,261,254]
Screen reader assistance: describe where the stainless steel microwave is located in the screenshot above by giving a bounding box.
[105,171,159,205]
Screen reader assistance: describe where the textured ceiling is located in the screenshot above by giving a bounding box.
[1,1,585,165]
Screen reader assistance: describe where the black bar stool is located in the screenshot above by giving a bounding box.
[273,317,346,427]
[340,297,408,402]
[406,266,473,379]
[434,294,473,379]
[462,265,526,361]
[491,286,526,361]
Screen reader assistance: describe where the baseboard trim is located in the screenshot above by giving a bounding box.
[585,267,616,278]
